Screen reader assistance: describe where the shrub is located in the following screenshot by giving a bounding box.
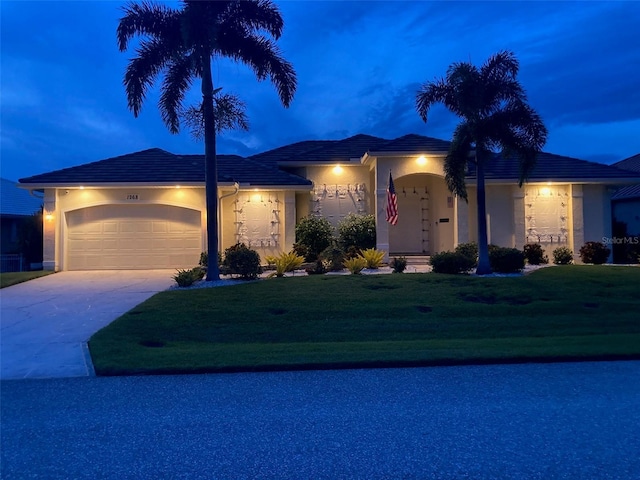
[305,259,327,275]
[172,267,204,287]
[319,244,345,271]
[292,242,310,262]
[489,247,525,273]
[391,256,407,273]
[223,243,262,279]
[199,251,222,268]
[429,251,476,274]
[266,251,305,278]
[192,266,206,280]
[579,241,611,264]
[523,243,548,265]
[337,213,376,252]
[455,242,478,266]
[344,256,367,274]
[359,248,385,269]
[553,246,574,265]
[295,216,334,261]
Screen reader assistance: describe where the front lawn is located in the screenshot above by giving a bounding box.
[0,270,54,289]
[89,266,640,375]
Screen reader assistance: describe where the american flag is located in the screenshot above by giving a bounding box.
[386,171,398,225]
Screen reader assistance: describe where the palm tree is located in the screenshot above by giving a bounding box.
[117,0,297,280]
[416,50,547,275]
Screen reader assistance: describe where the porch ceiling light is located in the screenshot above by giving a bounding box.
[333,165,343,175]
[416,156,427,166]
[540,187,552,196]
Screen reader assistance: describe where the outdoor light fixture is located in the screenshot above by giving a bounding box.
[416,156,427,166]
[175,185,181,189]
[333,165,343,175]
[79,186,85,190]
[45,213,54,222]
[540,187,552,196]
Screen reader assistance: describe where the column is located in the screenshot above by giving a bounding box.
[284,190,296,252]
[43,189,57,271]
[571,184,584,260]
[513,188,526,248]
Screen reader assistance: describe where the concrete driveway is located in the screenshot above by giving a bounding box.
[0,270,174,380]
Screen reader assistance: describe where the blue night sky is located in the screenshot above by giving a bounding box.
[2,1,639,182]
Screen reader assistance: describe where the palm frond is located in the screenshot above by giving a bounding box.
[444,123,474,200]
[216,32,297,107]
[416,78,451,122]
[123,38,175,116]
[159,54,195,133]
[482,102,548,185]
[117,1,180,51]
[221,0,285,39]
[480,50,519,82]
[183,93,249,140]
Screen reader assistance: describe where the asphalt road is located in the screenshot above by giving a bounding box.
[2,361,639,479]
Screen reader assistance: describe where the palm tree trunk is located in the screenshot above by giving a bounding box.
[202,63,220,281]
[475,153,492,275]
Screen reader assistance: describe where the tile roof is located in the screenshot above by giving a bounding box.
[612,153,640,173]
[611,154,640,200]
[296,134,388,161]
[466,151,640,182]
[373,134,451,153]
[1,177,43,216]
[248,140,334,164]
[17,136,640,188]
[19,148,311,187]
[612,184,640,201]
[250,134,388,164]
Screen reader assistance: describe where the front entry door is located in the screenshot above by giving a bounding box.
[388,189,429,254]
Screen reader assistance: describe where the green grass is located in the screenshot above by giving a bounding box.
[89,265,640,375]
[0,270,54,289]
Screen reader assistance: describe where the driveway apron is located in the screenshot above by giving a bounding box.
[0,270,173,380]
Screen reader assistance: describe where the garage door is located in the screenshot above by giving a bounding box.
[66,204,202,270]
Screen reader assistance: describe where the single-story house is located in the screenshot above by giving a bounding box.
[1,177,43,271]
[18,134,640,271]
[611,154,640,235]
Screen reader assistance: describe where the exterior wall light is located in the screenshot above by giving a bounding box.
[416,156,427,166]
[333,165,343,175]
[45,213,54,222]
[540,187,552,196]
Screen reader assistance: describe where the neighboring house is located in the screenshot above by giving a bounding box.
[18,134,640,271]
[611,154,640,236]
[1,177,43,271]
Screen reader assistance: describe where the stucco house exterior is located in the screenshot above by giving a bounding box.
[19,134,640,271]
[1,177,43,271]
[611,154,640,236]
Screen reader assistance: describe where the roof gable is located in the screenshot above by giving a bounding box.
[373,134,451,153]
[612,154,640,173]
[249,134,389,163]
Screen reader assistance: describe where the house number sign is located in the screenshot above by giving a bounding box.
[126,194,140,200]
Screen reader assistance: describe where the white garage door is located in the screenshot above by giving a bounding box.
[66,204,202,270]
